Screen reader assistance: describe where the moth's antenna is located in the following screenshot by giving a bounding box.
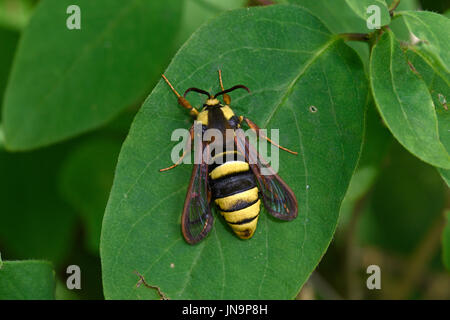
[184,87,212,99]
[214,85,250,98]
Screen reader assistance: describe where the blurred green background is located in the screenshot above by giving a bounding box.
[0,0,449,299]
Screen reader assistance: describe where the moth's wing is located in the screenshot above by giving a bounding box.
[235,129,298,220]
[181,143,213,244]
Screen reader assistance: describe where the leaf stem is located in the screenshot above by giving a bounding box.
[389,0,401,16]
[247,0,274,6]
[339,33,370,42]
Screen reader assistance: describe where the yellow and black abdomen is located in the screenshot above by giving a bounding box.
[209,152,261,239]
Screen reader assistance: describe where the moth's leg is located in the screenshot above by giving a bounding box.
[241,117,298,155]
[160,124,194,172]
[217,69,231,105]
[162,74,199,117]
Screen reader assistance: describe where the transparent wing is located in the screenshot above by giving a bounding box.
[181,143,213,244]
[235,129,298,220]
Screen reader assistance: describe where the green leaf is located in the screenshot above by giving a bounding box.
[59,137,122,254]
[443,210,450,271]
[369,30,450,169]
[101,5,367,299]
[404,47,450,184]
[0,124,4,149]
[398,10,450,74]
[0,259,55,299]
[387,0,421,42]
[0,146,77,264]
[2,0,182,151]
[345,0,390,26]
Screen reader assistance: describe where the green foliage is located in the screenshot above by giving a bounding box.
[439,168,450,187]
[0,146,77,264]
[358,142,446,254]
[0,259,55,299]
[0,0,448,300]
[59,137,122,254]
[345,0,391,26]
[370,30,450,169]
[2,0,182,150]
[101,5,367,299]
[0,26,18,107]
[0,0,35,30]
[399,11,450,73]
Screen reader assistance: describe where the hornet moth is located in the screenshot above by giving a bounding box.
[160,70,298,244]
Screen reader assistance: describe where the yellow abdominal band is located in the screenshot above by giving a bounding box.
[214,187,259,211]
[210,161,249,180]
[215,188,260,239]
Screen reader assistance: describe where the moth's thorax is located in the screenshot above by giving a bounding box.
[195,104,235,127]
[205,98,219,106]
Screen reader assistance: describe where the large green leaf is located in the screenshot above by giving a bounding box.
[0,259,55,299]
[2,0,182,150]
[398,10,450,73]
[370,30,450,169]
[101,5,367,299]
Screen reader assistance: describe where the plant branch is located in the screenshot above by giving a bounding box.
[339,33,370,42]
[247,0,274,6]
[389,0,401,16]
